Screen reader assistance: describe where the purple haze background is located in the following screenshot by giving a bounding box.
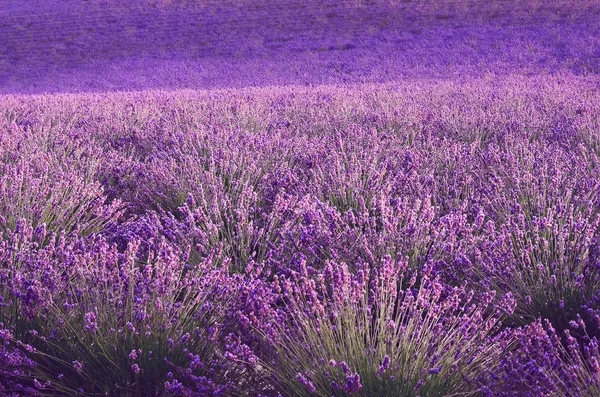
[1,0,600,93]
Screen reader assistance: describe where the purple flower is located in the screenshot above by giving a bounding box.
[33,379,43,389]
[377,355,391,377]
[295,373,316,393]
[337,361,351,375]
[343,373,362,393]
[180,333,190,344]
[84,311,98,333]
[72,360,84,374]
[414,380,424,392]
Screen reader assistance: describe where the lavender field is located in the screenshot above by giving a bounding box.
[2,1,600,396]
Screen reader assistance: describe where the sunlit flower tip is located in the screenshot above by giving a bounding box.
[131,364,140,374]
[84,311,98,333]
[387,319,395,329]
[591,357,600,374]
[569,320,578,329]
[295,373,316,393]
[180,332,190,344]
[155,297,164,312]
[128,349,138,360]
[72,360,84,374]
[329,359,337,366]
[414,380,424,392]
[377,355,391,377]
[344,373,362,393]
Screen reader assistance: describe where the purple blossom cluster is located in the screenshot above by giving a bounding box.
[1,11,600,394]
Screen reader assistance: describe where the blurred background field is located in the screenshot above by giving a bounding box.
[1,0,599,93]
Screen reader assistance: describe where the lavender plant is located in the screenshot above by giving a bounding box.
[0,220,238,396]
[261,256,516,396]
[0,126,124,239]
[486,318,600,396]
[467,141,600,329]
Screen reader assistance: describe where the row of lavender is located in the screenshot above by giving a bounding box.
[1,75,600,396]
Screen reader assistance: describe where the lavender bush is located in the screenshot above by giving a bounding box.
[0,220,242,395]
[260,256,516,396]
[484,318,600,396]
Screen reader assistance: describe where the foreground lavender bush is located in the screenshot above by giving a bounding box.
[260,257,516,396]
[486,319,600,396]
[0,220,247,395]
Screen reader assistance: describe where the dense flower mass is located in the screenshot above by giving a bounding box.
[1,74,599,395]
[1,1,600,396]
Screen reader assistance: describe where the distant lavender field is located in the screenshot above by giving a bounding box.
[2,1,600,396]
[1,0,600,93]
